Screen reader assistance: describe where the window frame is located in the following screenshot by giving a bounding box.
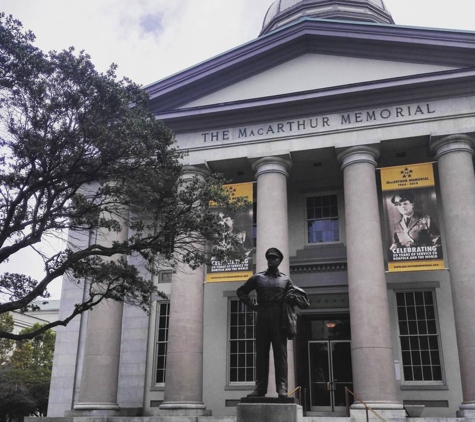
[227,297,256,386]
[304,192,343,246]
[158,270,172,284]
[395,290,445,386]
[153,300,170,386]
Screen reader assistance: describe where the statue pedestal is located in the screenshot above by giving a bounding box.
[237,397,303,422]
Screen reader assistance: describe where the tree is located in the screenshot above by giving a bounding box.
[0,323,55,421]
[0,14,247,340]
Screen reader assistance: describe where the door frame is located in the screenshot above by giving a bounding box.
[295,311,352,415]
[308,339,352,412]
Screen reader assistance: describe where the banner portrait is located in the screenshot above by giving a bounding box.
[206,182,254,282]
[380,163,444,272]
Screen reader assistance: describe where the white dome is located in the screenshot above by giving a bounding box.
[261,0,394,35]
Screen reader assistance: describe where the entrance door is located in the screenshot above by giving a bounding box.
[308,340,353,412]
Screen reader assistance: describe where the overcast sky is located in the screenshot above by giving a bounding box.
[1,0,474,87]
[0,0,473,300]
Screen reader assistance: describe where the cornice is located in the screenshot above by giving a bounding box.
[153,68,475,133]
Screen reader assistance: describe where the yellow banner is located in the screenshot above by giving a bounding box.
[206,182,254,283]
[206,271,254,283]
[380,162,443,273]
[209,182,253,206]
[388,260,444,272]
[226,182,253,200]
[380,162,435,191]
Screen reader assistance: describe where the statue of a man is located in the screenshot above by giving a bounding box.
[236,247,308,398]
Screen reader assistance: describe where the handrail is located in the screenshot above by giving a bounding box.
[287,386,301,397]
[286,385,308,415]
[345,387,387,422]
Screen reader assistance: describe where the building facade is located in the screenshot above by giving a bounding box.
[48,0,475,418]
[12,300,60,334]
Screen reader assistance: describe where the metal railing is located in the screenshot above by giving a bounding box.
[345,387,387,422]
[286,386,307,415]
[287,385,301,397]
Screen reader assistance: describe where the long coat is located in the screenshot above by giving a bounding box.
[392,211,441,248]
[282,285,310,340]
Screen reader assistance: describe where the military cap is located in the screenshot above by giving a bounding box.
[391,191,415,205]
[265,247,283,261]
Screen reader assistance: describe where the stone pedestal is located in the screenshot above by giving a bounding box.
[241,397,296,404]
[237,398,303,422]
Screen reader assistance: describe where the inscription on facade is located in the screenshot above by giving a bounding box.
[200,103,436,143]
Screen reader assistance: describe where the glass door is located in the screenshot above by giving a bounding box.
[308,340,353,412]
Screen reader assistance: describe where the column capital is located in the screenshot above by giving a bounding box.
[430,134,475,160]
[182,165,211,181]
[251,156,292,179]
[337,146,380,171]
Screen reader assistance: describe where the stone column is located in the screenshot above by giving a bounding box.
[430,134,475,417]
[337,146,403,415]
[74,217,128,415]
[252,156,294,395]
[252,157,292,275]
[159,167,210,414]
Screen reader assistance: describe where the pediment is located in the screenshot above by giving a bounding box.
[146,18,475,120]
[180,54,454,108]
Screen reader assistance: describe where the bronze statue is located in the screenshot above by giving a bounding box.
[237,247,309,398]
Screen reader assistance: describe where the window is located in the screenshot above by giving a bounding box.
[159,271,172,283]
[155,301,170,384]
[229,298,256,383]
[396,291,442,382]
[306,195,340,243]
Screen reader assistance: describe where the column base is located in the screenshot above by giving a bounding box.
[456,403,475,417]
[151,402,211,418]
[70,402,121,416]
[350,402,406,420]
[159,402,207,410]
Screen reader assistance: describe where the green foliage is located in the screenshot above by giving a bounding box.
[0,13,44,90]
[0,14,247,340]
[0,323,55,420]
[0,313,14,365]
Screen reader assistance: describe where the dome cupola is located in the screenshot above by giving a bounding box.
[261,0,394,35]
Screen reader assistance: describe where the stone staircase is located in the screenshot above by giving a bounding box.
[25,404,470,422]
[26,417,471,422]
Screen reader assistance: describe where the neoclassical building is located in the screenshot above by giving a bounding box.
[48,0,475,419]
